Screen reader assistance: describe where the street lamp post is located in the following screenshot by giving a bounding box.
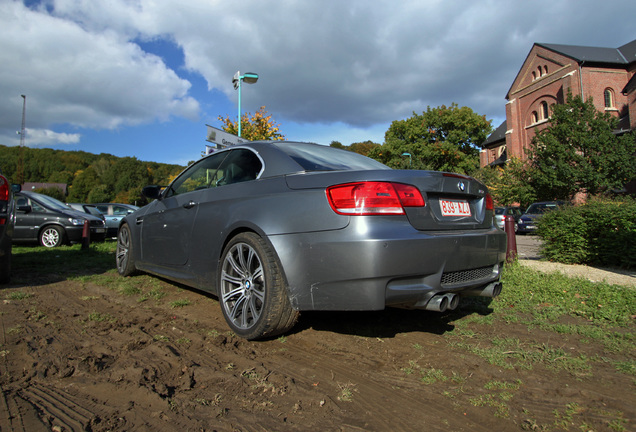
[401,152,412,167]
[232,71,259,137]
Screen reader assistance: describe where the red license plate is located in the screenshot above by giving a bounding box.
[440,199,471,217]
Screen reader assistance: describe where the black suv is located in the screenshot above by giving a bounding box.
[0,174,16,283]
[14,191,106,247]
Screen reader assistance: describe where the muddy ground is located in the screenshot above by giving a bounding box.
[0,242,634,431]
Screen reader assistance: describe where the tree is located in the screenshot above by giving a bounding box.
[527,92,636,201]
[367,103,491,174]
[473,158,536,208]
[349,141,381,156]
[218,106,284,141]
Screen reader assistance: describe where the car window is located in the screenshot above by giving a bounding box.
[272,142,390,171]
[112,205,131,216]
[216,149,262,186]
[166,149,262,197]
[16,196,27,207]
[167,151,230,197]
[85,206,103,217]
[30,200,45,212]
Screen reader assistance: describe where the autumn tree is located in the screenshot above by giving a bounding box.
[527,92,636,201]
[367,103,491,174]
[218,106,284,141]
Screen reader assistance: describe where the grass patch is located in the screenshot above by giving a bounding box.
[86,311,115,323]
[497,262,636,326]
[170,299,191,308]
[12,242,116,279]
[5,291,32,300]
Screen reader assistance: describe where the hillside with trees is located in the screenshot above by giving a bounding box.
[0,145,184,205]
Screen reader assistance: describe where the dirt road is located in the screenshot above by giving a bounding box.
[0,245,634,431]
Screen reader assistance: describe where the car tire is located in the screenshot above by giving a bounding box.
[40,225,65,248]
[218,232,299,340]
[116,223,138,276]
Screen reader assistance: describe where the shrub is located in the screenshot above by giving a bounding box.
[537,197,636,269]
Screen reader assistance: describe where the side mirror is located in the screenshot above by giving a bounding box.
[142,185,162,200]
[11,184,21,193]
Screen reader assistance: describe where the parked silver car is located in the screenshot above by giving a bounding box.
[494,206,523,232]
[117,141,506,339]
[93,203,139,237]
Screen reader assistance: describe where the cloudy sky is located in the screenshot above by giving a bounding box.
[1,0,635,165]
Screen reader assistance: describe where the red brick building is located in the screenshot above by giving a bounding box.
[481,39,636,167]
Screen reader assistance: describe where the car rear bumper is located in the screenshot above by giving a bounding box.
[65,226,107,243]
[269,217,507,311]
[516,222,536,233]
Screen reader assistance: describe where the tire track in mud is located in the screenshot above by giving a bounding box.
[18,384,95,432]
[265,336,494,432]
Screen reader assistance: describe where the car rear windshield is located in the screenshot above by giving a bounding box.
[272,142,390,172]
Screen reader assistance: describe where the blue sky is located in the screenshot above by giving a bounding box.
[1,0,635,166]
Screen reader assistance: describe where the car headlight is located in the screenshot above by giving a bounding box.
[69,218,85,226]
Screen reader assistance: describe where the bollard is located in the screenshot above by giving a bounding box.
[504,215,517,263]
[81,219,90,250]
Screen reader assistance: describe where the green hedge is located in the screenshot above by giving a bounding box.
[537,198,636,269]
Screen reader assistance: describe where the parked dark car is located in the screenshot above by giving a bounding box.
[14,191,107,247]
[0,174,17,283]
[67,203,106,221]
[66,203,107,240]
[94,203,140,237]
[517,201,566,234]
[116,141,507,340]
[494,206,523,232]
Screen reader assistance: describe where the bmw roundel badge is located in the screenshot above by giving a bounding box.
[457,181,466,192]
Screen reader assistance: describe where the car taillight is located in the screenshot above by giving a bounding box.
[326,182,425,215]
[0,176,8,202]
[485,193,494,211]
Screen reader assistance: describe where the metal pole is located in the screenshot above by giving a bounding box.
[17,95,26,184]
[237,78,242,137]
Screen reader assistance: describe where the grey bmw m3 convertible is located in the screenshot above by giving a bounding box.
[116,141,506,340]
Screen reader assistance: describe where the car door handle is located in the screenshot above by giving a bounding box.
[183,201,197,209]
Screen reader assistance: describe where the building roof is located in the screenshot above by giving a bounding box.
[481,120,507,148]
[506,39,636,101]
[536,40,636,65]
[623,73,636,95]
[22,182,68,195]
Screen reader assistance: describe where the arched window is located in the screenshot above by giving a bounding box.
[531,111,538,124]
[538,66,543,77]
[541,102,549,120]
[532,71,537,80]
[604,88,614,108]
[543,65,548,75]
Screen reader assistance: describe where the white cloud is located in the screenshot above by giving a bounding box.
[1,0,635,155]
[39,0,636,126]
[0,1,199,145]
[25,128,81,146]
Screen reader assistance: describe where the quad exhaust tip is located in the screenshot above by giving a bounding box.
[425,293,459,313]
[424,282,502,313]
